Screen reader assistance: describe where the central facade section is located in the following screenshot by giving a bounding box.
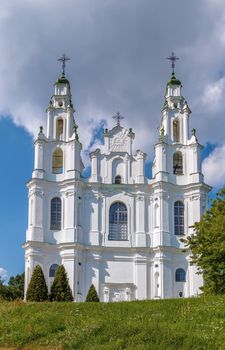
[24,69,210,302]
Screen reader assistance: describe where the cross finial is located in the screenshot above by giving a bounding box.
[57,54,70,75]
[113,112,124,126]
[166,52,179,75]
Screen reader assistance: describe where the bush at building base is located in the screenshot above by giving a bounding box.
[26,265,48,301]
[85,284,100,302]
[50,265,73,301]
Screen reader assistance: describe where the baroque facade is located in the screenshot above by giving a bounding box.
[23,66,210,302]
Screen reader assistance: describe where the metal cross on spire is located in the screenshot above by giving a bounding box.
[57,54,70,75]
[166,52,179,74]
[113,112,124,126]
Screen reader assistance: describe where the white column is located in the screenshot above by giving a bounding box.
[135,256,148,300]
[90,194,99,245]
[66,109,73,140]
[33,140,45,179]
[183,113,188,144]
[135,195,146,247]
[136,151,145,183]
[90,149,100,182]
[47,108,53,139]
[31,190,44,241]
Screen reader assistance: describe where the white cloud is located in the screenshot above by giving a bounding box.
[203,143,225,188]
[0,0,225,166]
[201,77,225,112]
[0,267,8,280]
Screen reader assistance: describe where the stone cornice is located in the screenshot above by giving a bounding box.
[23,241,187,256]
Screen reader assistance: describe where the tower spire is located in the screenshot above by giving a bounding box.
[57,54,70,75]
[166,52,179,75]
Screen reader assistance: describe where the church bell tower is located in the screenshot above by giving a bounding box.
[152,52,203,186]
[24,55,84,298]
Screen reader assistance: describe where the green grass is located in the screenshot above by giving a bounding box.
[0,296,225,349]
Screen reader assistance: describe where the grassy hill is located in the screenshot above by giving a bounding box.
[0,296,225,350]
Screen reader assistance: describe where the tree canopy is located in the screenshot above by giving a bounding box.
[0,272,24,300]
[184,188,225,295]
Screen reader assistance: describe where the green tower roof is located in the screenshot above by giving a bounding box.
[55,73,70,85]
[167,73,181,86]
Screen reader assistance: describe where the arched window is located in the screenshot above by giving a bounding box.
[174,201,184,235]
[109,202,127,240]
[173,152,183,174]
[115,175,122,184]
[49,264,59,277]
[52,148,63,174]
[50,197,61,230]
[56,118,63,140]
[175,268,186,282]
[173,119,180,142]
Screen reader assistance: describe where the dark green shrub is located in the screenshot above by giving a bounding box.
[50,265,73,301]
[26,265,48,301]
[85,284,100,302]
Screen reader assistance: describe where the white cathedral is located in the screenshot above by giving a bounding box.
[23,57,210,302]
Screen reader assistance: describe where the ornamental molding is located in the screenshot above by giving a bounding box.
[90,148,101,157]
[65,191,76,197]
[136,194,145,201]
[109,129,130,153]
[190,195,200,201]
[30,190,44,198]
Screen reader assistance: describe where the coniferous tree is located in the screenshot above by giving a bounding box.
[85,284,100,302]
[26,265,48,301]
[50,265,73,301]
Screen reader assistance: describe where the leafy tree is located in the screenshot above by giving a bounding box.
[26,265,48,301]
[0,272,25,300]
[183,188,225,295]
[85,284,100,302]
[0,276,10,300]
[50,265,73,301]
[8,272,25,299]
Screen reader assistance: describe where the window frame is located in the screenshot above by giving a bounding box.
[49,264,59,278]
[115,175,122,184]
[56,118,64,140]
[109,201,128,241]
[173,118,180,143]
[52,148,63,174]
[50,197,62,231]
[175,268,186,282]
[173,152,183,175]
[174,201,184,235]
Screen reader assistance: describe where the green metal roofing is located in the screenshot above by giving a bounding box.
[55,73,70,85]
[167,73,181,86]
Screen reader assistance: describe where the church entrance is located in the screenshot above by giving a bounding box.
[103,283,134,302]
[111,288,126,302]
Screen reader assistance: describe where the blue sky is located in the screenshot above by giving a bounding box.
[0,118,33,277]
[0,0,225,279]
